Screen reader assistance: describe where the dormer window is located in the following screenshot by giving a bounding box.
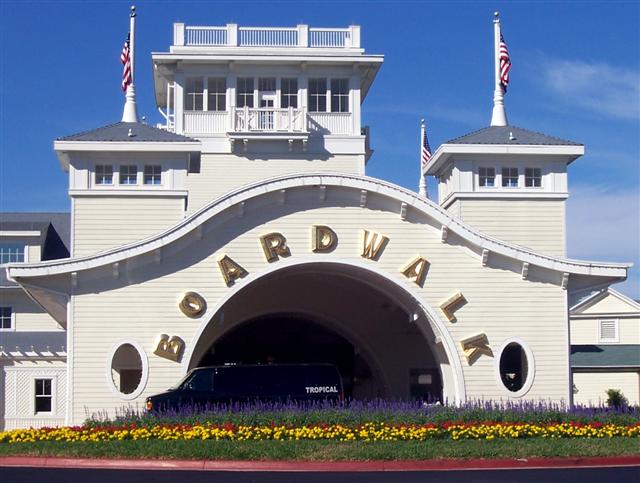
[281,78,298,108]
[331,79,349,112]
[0,243,25,263]
[95,165,113,185]
[309,78,327,112]
[525,168,542,187]
[479,167,495,187]
[237,78,255,108]
[502,168,519,188]
[119,165,138,185]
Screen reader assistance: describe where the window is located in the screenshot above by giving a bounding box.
[525,168,542,187]
[499,342,529,393]
[119,165,137,185]
[185,77,204,111]
[143,165,162,185]
[599,319,619,343]
[479,167,495,187]
[207,77,226,111]
[34,378,53,413]
[0,244,25,263]
[95,165,113,185]
[308,78,327,112]
[110,343,144,395]
[281,78,298,108]
[330,78,349,112]
[0,307,12,330]
[258,77,276,92]
[502,167,519,187]
[236,77,255,108]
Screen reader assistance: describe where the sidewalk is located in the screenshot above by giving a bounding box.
[1,455,639,472]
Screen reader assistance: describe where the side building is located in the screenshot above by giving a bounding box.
[570,288,640,406]
[0,213,70,430]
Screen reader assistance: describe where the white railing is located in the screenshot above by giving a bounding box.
[185,26,227,46]
[309,28,350,48]
[174,24,360,49]
[239,27,298,47]
[184,111,228,134]
[233,107,306,132]
[308,112,353,135]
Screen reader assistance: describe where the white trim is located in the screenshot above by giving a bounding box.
[0,231,41,237]
[6,173,629,280]
[69,190,188,198]
[105,340,149,401]
[54,140,199,152]
[494,337,536,398]
[425,143,584,175]
[440,191,568,209]
[182,257,467,405]
[570,287,640,314]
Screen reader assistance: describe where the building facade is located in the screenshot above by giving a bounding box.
[1,20,632,429]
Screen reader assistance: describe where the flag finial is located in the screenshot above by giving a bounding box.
[418,119,431,199]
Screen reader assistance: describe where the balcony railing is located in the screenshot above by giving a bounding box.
[180,109,354,136]
[233,107,306,133]
[174,24,361,49]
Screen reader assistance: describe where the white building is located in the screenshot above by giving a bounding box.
[1,18,634,429]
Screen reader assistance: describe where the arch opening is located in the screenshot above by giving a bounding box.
[187,261,461,402]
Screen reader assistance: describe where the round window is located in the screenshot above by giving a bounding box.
[499,342,528,393]
[111,343,144,396]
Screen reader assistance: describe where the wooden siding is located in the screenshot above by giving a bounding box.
[455,199,566,257]
[185,154,364,215]
[579,292,640,315]
[573,371,640,406]
[73,197,185,256]
[68,189,570,423]
[570,316,640,345]
[0,291,62,332]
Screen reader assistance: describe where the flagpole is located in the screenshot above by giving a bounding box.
[418,119,428,199]
[122,5,139,123]
[490,11,508,127]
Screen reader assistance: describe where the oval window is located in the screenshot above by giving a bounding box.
[111,343,143,395]
[499,342,528,393]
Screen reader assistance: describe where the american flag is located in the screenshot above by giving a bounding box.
[421,123,432,173]
[499,33,511,92]
[121,34,132,92]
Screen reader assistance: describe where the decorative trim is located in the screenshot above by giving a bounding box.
[400,202,407,220]
[481,249,490,267]
[68,189,189,198]
[521,262,530,280]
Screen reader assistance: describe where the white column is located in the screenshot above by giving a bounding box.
[490,12,508,127]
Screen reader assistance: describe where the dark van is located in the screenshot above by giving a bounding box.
[146,363,343,412]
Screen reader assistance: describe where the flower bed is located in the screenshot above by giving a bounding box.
[2,421,639,444]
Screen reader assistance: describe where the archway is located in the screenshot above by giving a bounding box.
[186,260,464,402]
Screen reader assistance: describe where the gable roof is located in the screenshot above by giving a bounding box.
[1,212,70,287]
[570,287,640,315]
[57,122,197,143]
[446,125,582,146]
[571,344,640,368]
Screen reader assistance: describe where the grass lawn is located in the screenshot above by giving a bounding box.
[0,439,638,461]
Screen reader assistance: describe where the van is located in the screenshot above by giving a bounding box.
[145,363,344,412]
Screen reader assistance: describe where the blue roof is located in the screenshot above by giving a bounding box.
[57,122,197,143]
[447,125,582,146]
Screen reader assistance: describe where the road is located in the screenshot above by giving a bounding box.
[1,465,639,482]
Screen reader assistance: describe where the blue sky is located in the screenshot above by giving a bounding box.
[0,0,638,297]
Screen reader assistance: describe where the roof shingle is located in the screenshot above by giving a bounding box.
[447,125,582,146]
[57,122,198,143]
[571,345,640,368]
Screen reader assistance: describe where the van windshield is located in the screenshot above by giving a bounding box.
[178,369,214,391]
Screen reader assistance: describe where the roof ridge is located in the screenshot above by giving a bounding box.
[57,121,198,143]
[445,124,581,146]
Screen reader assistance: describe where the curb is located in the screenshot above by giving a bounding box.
[0,455,639,472]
